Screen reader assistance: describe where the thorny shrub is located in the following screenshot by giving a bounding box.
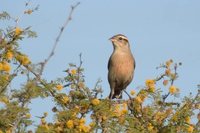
[0,4,199,133]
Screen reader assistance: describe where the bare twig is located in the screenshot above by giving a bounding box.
[93,79,103,98]
[155,74,165,81]
[39,2,80,75]
[13,0,34,26]
[77,53,83,83]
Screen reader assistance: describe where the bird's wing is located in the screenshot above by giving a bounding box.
[133,57,136,70]
[107,56,112,70]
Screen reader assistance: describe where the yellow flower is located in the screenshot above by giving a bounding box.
[70,69,77,75]
[56,84,63,91]
[62,96,69,104]
[0,62,3,70]
[2,62,11,72]
[78,82,85,88]
[169,86,177,94]
[145,79,155,92]
[16,55,22,61]
[5,129,12,133]
[41,124,49,130]
[147,123,154,131]
[16,55,30,65]
[149,87,155,93]
[145,79,155,86]
[172,114,178,122]
[0,96,9,104]
[70,84,76,89]
[165,69,171,76]
[15,27,23,36]
[44,112,48,117]
[170,73,176,80]
[113,111,121,117]
[82,125,90,133]
[165,108,173,116]
[89,122,95,127]
[121,108,128,115]
[78,124,90,133]
[102,115,107,121]
[130,90,136,95]
[91,98,100,106]
[55,127,62,132]
[6,51,13,60]
[187,125,194,133]
[115,104,121,110]
[166,59,173,68]
[135,96,142,104]
[22,56,30,65]
[79,118,86,124]
[55,120,61,126]
[4,75,9,80]
[122,102,127,108]
[26,113,31,119]
[195,104,200,109]
[185,116,191,124]
[24,10,33,14]
[41,118,46,124]
[74,105,80,112]
[118,116,125,124]
[66,120,74,129]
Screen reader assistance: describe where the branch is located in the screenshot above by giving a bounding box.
[39,2,80,75]
[24,65,56,97]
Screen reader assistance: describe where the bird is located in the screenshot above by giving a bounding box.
[108,34,135,99]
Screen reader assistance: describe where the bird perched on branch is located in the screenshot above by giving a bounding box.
[108,34,135,99]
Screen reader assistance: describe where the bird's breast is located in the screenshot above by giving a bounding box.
[109,52,134,80]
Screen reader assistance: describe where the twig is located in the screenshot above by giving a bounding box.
[155,74,165,81]
[13,0,32,26]
[39,2,80,75]
[124,90,132,100]
[162,63,178,102]
[93,79,102,98]
[179,89,200,111]
[77,53,83,84]
[0,65,21,94]
[12,99,29,133]
[24,65,56,97]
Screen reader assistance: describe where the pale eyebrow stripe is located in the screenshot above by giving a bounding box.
[119,36,128,41]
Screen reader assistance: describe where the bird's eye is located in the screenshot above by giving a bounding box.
[118,37,123,40]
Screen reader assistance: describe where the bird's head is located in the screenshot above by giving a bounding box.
[109,34,130,50]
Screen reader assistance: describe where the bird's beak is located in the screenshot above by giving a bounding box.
[109,37,115,42]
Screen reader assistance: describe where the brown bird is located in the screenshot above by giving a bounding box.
[108,34,135,99]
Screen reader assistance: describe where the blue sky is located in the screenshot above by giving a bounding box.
[1,0,200,129]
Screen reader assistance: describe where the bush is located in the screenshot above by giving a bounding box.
[0,4,199,133]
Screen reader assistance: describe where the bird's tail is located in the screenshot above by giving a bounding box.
[109,90,122,99]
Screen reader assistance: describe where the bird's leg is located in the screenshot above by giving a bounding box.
[116,92,122,99]
[109,88,115,99]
